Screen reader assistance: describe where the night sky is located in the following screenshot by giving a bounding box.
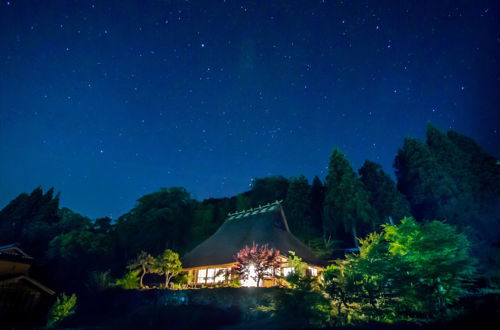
[1,0,498,218]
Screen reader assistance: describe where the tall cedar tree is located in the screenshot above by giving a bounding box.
[232,243,281,287]
[0,187,60,258]
[359,160,411,226]
[394,138,457,220]
[284,175,312,240]
[310,176,325,236]
[324,149,373,248]
[447,130,500,200]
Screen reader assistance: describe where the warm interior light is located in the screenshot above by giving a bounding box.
[241,264,258,287]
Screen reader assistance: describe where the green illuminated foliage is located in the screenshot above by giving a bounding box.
[323,217,475,324]
[115,269,141,289]
[127,251,156,288]
[152,249,183,288]
[47,293,77,328]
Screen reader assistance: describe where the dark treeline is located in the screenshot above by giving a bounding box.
[0,124,498,293]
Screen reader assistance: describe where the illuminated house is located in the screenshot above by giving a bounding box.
[182,201,323,287]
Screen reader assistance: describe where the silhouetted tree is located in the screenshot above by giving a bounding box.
[284,175,312,240]
[127,251,156,288]
[394,138,457,220]
[0,187,60,258]
[115,187,194,262]
[359,160,411,226]
[310,176,325,236]
[250,176,289,207]
[324,149,373,248]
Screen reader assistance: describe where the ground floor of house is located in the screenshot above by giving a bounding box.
[184,262,322,287]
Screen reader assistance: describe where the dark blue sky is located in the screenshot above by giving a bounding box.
[1,0,498,218]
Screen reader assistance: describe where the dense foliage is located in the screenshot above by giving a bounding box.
[323,217,475,324]
[0,125,497,321]
[260,218,476,327]
[46,293,77,328]
[324,149,374,247]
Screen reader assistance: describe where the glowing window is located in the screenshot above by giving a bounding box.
[197,269,207,283]
[215,268,227,283]
[241,264,258,287]
[308,267,318,277]
[283,267,294,276]
[206,268,215,283]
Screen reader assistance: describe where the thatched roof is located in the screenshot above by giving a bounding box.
[182,201,322,268]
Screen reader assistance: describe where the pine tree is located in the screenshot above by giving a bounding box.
[310,176,325,236]
[324,149,373,248]
[127,251,156,288]
[394,138,457,220]
[359,160,411,226]
[284,175,312,239]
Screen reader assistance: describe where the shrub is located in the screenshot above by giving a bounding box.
[323,217,476,324]
[115,269,141,289]
[46,293,77,328]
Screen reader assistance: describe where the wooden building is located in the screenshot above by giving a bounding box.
[182,201,323,287]
[0,243,55,327]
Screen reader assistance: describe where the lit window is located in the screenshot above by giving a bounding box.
[283,267,294,276]
[206,268,215,283]
[197,269,207,283]
[308,267,318,277]
[215,268,226,283]
[275,267,281,276]
[241,264,258,287]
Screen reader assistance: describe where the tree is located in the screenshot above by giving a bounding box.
[394,138,457,220]
[250,176,289,207]
[384,217,475,313]
[127,251,156,288]
[153,249,182,288]
[115,187,194,262]
[47,293,77,328]
[273,252,331,327]
[324,149,374,247]
[46,229,113,290]
[115,269,141,289]
[232,243,281,287]
[58,208,92,233]
[310,176,325,236]
[0,187,60,258]
[284,175,312,240]
[359,160,411,226]
[324,217,476,321]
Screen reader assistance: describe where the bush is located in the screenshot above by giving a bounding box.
[46,293,77,328]
[323,217,476,324]
[115,269,141,289]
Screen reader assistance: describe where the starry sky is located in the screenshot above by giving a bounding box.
[1,0,498,218]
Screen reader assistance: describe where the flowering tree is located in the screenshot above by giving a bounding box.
[233,242,282,287]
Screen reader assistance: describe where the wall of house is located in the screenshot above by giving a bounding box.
[185,263,322,287]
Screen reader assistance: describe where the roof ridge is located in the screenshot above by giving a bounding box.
[227,200,283,218]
